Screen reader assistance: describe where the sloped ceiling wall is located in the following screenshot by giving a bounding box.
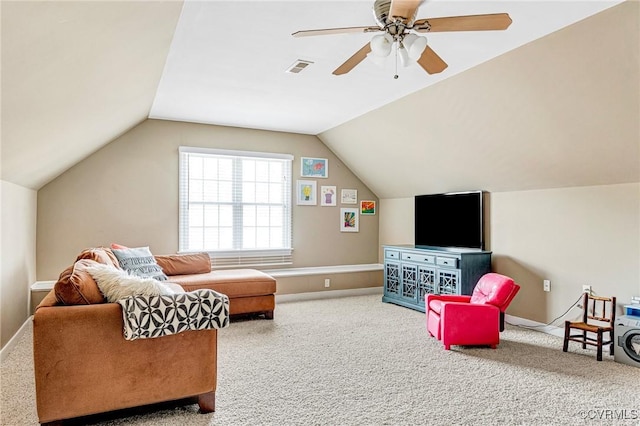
[1,2,637,195]
[319,2,639,198]
[1,1,183,189]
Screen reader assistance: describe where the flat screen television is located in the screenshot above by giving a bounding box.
[414,191,484,250]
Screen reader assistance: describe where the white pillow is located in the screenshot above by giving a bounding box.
[85,263,178,302]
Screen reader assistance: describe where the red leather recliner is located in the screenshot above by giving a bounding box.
[426,273,520,350]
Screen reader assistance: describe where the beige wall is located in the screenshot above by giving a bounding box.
[490,183,640,323]
[37,120,380,288]
[378,197,414,261]
[379,183,640,323]
[1,180,37,349]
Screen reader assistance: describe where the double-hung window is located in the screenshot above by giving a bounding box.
[179,147,293,266]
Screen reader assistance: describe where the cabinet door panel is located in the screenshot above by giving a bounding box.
[417,266,437,307]
[401,264,418,302]
[437,269,461,295]
[384,262,400,298]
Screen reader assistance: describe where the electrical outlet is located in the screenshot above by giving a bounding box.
[324,279,330,288]
[543,280,551,292]
[582,285,591,293]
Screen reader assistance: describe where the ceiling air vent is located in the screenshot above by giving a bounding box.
[286,60,314,74]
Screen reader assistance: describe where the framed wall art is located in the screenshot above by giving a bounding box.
[341,188,357,204]
[340,208,359,232]
[296,180,317,205]
[320,185,337,206]
[360,200,376,215]
[301,157,328,178]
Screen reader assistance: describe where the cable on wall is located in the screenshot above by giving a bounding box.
[506,292,586,330]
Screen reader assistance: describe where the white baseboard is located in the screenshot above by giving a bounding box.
[505,314,564,338]
[276,286,383,303]
[0,316,32,363]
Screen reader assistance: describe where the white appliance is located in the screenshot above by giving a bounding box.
[614,315,640,368]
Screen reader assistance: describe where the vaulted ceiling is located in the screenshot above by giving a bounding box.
[1,0,637,194]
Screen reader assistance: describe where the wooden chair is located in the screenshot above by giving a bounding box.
[563,293,616,361]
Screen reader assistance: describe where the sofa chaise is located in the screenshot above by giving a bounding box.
[154,251,276,319]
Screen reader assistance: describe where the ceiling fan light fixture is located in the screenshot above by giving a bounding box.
[398,43,410,67]
[402,33,418,50]
[408,35,428,60]
[370,33,393,57]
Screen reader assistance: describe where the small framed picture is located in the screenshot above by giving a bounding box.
[296,180,317,205]
[301,157,328,178]
[341,188,357,204]
[340,208,359,232]
[360,200,376,215]
[320,186,337,206]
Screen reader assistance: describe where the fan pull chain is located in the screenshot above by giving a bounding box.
[394,40,399,79]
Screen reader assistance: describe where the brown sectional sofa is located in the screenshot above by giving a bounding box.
[33,247,276,424]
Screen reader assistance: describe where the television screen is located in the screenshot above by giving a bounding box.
[414,191,483,249]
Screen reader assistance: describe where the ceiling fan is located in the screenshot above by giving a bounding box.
[292,0,512,77]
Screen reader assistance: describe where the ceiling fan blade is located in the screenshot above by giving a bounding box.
[292,26,381,37]
[417,46,448,74]
[333,43,372,76]
[389,0,423,23]
[413,13,512,32]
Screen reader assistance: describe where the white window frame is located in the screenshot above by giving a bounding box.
[179,146,293,266]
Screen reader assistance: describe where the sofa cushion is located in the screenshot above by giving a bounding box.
[169,269,276,298]
[54,259,106,305]
[155,252,211,276]
[76,247,121,269]
[85,263,181,302]
[111,246,168,281]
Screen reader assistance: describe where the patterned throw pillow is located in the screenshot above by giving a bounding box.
[111,246,168,281]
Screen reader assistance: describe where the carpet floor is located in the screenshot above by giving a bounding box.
[2,294,639,425]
